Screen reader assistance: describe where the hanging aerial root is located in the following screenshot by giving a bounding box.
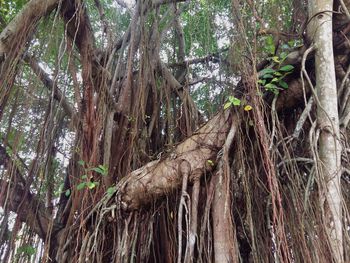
[212,114,239,263]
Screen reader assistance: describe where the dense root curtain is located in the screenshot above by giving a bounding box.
[1,0,350,262]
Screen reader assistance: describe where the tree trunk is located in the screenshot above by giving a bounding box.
[308,1,343,261]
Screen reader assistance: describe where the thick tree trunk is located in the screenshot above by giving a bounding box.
[308,1,343,261]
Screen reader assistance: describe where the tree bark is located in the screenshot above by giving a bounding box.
[212,118,239,263]
[308,1,343,261]
[119,111,231,210]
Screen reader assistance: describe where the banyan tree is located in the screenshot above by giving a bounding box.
[0,0,349,262]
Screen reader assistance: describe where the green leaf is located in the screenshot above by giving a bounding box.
[262,74,274,79]
[81,175,88,179]
[228,96,241,106]
[279,80,288,89]
[90,167,104,175]
[265,35,275,54]
[87,182,96,189]
[273,71,282,76]
[224,102,232,110]
[265,83,280,95]
[271,56,280,63]
[87,181,99,189]
[6,146,12,156]
[207,160,214,166]
[98,165,108,176]
[260,68,275,75]
[258,79,266,85]
[271,78,279,83]
[77,182,86,190]
[65,189,71,197]
[78,160,85,166]
[280,52,288,59]
[279,65,294,72]
[272,89,279,95]
[54,183,64,196]
[264,83,278,90]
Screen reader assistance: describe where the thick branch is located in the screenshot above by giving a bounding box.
[0,0,59,56]
[0,146,61,240]
[119,110,232,210]
[0,179,59,240]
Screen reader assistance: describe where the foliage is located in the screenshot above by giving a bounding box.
[0,0,28,29]
[76,161,108,191]
[258,56,294,94]
[224,95,253,112]
[16,245,36,258]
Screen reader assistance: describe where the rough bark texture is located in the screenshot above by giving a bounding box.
[119,111,231,210]
[212,119,239,263]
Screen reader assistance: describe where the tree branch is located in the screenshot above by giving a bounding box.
[24,55,79,126]
[153,0,186,7]
[118,111,232,210]
[167,49,229,68]
[0,179,60,240]
[0,0,59,56]
[0,145,61,240]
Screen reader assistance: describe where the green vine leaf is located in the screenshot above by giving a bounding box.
[90,167,105,175]
[229,96,241,106]
[77,182,86,190]
[260,68,275,75]
[87,181,97,189]
[258,79,266,85]
[271,56,280,63]
[279,65,294,72]
[224,102,231,110]
[262,74,274,79]
[279,80,288,89]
